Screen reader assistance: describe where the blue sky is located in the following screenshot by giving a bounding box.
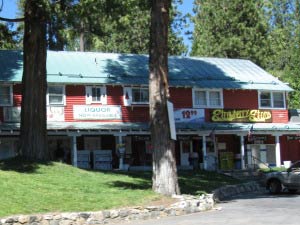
[0,0,194,53]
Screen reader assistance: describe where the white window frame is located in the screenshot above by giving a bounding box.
[85,86,107,105]
[192,88,223,108]
[0,85,13,106]
[258,91,286,109]
[131,87,149,104]
[47,85,66,106]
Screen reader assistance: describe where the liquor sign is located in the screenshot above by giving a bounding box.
[73,105,122,120]
[174,108,205,123]
[211,109,272,123]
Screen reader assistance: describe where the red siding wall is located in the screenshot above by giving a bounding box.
[13,84,22,106]
[65,85,85,121]
[107,86,123,105]
[280,136,300,162]
[122,107,149,122]
[272,110,289,123]
[169,87,193,108]
[0,84,290,124]
[224,90,258,109]
[65,85,149,123]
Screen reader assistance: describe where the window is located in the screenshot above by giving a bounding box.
[86,86,107,104]
[132,88,149,104]
[259,91,285,109]
[47,86,65,105]
[193,89,223,108]
[92,87,102,102]
[0,85,12,106]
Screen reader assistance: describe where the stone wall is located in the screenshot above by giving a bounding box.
[213,181,264,202]
[0,194,215,225]
[0,181,263,225]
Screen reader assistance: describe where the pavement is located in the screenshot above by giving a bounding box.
[114,190,300,225]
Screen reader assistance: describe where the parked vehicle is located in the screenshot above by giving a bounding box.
[265,161,300,194]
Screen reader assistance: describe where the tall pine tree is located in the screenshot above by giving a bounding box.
[191,0,270,67]
[149,0,180,196]
[280,0,300,108]
[20,0,49,160]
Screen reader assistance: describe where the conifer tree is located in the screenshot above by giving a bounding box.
[191,0,270,67]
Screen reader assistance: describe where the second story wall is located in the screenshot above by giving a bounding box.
[169,87,193,108]
[0,83,290,124]
[223,90,258,109]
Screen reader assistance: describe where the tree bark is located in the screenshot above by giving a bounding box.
[79,21,85,52]
[20,0,49,160]
[149,0,180,196]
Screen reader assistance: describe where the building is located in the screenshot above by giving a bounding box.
[0,50,299,171]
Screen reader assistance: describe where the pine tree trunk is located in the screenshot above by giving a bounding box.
[80,22,85,52]
[20,0,49,160]
[149,0,180,196]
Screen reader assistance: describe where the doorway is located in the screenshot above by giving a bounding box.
[180,140,192,166]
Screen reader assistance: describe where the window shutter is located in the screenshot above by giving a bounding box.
[86,86,92,104]
[123,87,132,106]
[101,86,107,105]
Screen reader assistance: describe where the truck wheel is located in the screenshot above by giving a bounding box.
[269,180,282,194]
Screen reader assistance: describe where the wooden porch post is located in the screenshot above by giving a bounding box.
[275,135,281,167]
[239,135,246,169]
[202,135,207,170]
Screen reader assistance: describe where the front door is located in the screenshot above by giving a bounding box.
[180,140,192,166]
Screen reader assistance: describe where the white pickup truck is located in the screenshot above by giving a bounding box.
[265,161,300,194]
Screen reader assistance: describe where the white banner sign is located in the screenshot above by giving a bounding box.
[4,106,65,122]
[174,108,205,123]
[73,105,122,120]
[167,101,176,140]
[47,107,65,121]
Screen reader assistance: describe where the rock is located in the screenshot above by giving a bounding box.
[43,215,54,220]
[109,210,119,219]
[119,210,129,218]
[39,220,50,225]
[4,217,15,223]
[49,220,59,225]
[61,213,77,221]
[78,213,90,219]
[18,216,29,224]
[90,212,103,222]
[102,211,110,219]
[58,219,73,225]
[29,215,42,223]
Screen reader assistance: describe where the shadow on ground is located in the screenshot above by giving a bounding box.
[0,156,53,173]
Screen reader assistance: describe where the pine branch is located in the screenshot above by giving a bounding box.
[0,16,24,22]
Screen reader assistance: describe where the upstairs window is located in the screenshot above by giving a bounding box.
[0,85,12,106]
[92,87,102,102]
[86,86,107,105]
[193,89,223,108]
[47,86,65,105]
[259,91,285,109]
[132,88,149,104]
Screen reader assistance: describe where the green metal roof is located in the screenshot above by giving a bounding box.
[0,50,293,91]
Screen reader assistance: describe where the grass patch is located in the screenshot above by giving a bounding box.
[0,157,240,218]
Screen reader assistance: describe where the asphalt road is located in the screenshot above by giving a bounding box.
[115,191,300,225]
